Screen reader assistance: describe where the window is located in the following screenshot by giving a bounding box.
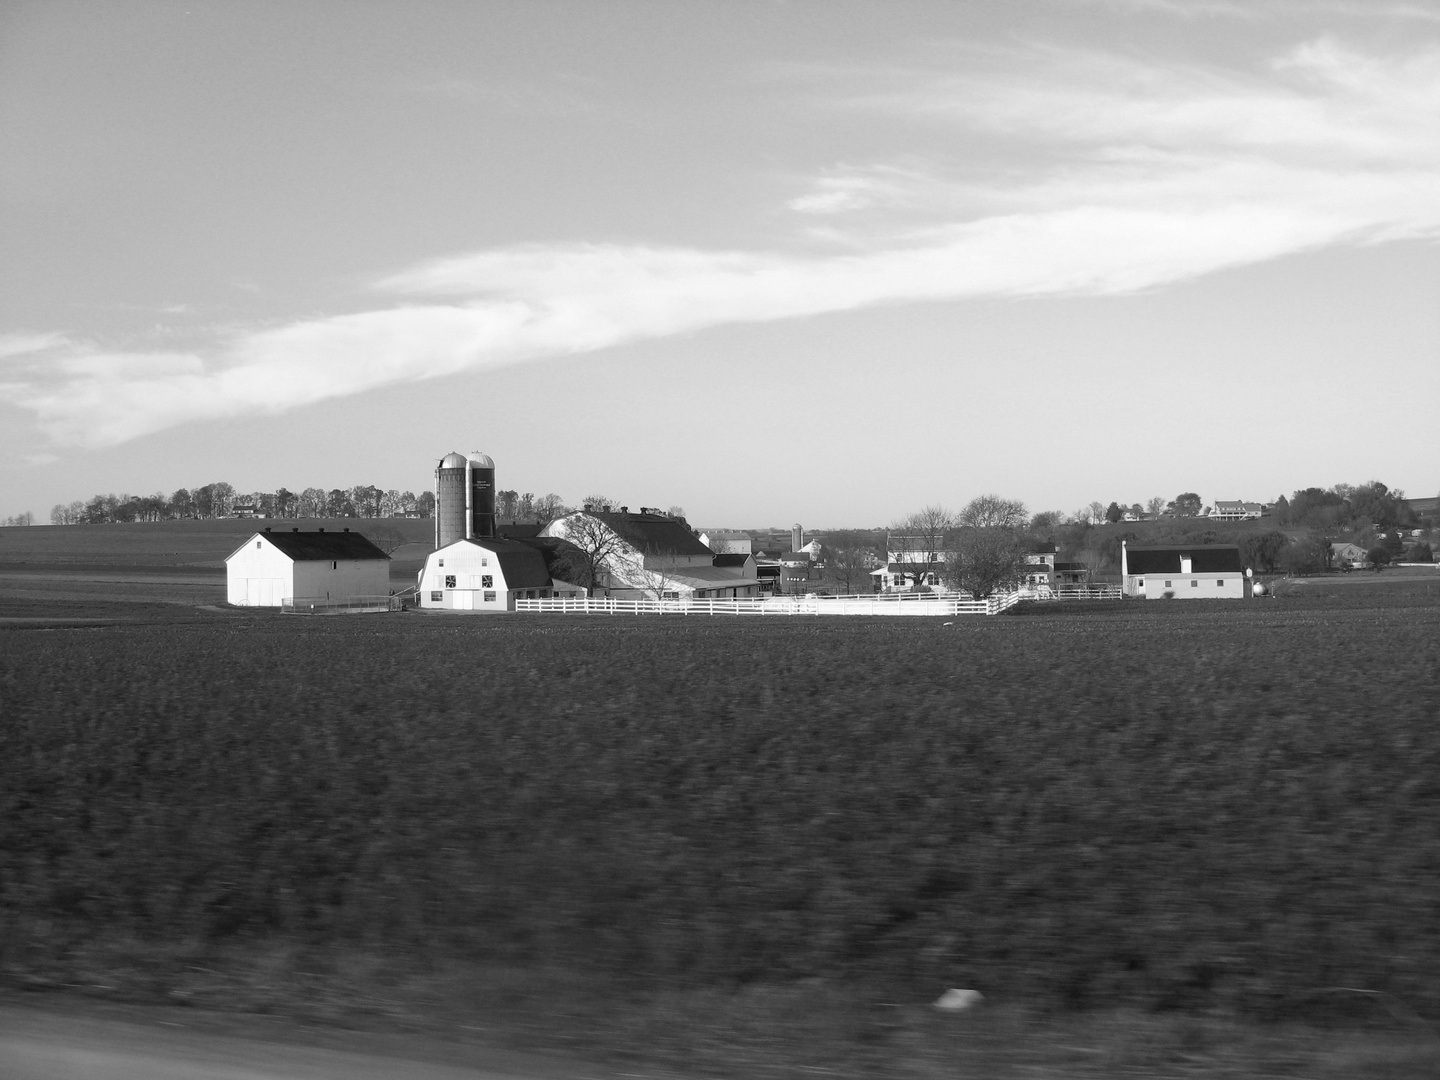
[480,557,488,566]
[481,575,493,588]
[1137,579,1144,587]
[1165,580,1172,587]
[438,558,444,566]
[332,561,337,570]
[662,591,680,599]
[483,591,496,602]
[256,541,261,548]
[1191,580,1198,587]
[1217,579,1225,586]
[430,591,442,602]
[445,575,456,588]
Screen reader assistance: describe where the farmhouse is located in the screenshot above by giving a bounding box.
[1330,541,1370,569]
[417,536,585,611]
[225,528,390,607]
[1211,500,1267,522]
[1121,542,1247,599]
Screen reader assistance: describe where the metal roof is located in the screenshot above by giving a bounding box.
[228,530,391,562]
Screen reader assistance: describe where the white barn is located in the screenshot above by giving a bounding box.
[417,537,586,611]
[1121,542,1248,599]
[226,528,391,607]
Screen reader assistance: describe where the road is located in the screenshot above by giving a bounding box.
[0,1005,626,1080]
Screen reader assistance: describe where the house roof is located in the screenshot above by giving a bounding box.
[581,511,713,557]
[1124,544,1244,574]
[231,529,390,562]
[1029,541,1058,554]
[1053,561,1089,573]
[713,553,753,568]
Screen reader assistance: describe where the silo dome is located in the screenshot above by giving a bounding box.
[468,452,495,468]
[438,451,467,469]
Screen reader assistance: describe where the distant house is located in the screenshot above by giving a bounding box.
[1211,500,1267,522]
[1121,542,1247,599]
[231,504,264,519]
[544,509,760,599]
[225,528,389,607]
[1330,542,1369,569]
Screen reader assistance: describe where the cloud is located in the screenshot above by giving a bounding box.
[4,39,1439,448]
[0,332,70,360]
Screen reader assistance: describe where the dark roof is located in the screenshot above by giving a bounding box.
[496,523,546,538]
[454,538,552,589]
[713,553,752,568]
[1053,562,1088,573]
[587,511,712,557]
[1030,541,1058,554]
[508,535,585,585]
[1125,544,1244,574]
[242,530,390,562]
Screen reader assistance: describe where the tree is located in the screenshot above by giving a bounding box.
[3,510,35,526]
[942,528,1028,600]
[1146,496,1166,519]
[1367,546,1391,569]
[364,523,409,556]
[1030,510,1063,530]
[1105,501,1123,524]
[1278,533,1329,576]
[666,505,686,520]
[893,505,953,591]
[415,491,436,518]
[533,493,568,523]
[349,485,383,518]
[297,488,327,518]
[1129,504,1143,520]
[1405,541,1434,563]
[496,490,520,519]
[326,489,355,517]
[274,487,297,518]
[550,513,626,594]
[1272,494,1291,525]
[817,530,877,594]
[1169,492,1202,518]
[957,494,1027,529]
[1237,530,1289,574]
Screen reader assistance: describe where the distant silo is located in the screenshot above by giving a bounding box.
[435,452,469,548]
[435,450,498,549]
[791,523,804,552]
[467,452,496,540]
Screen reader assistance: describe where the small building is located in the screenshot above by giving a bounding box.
[417,537,586,611]
[226,528,390,607]
[1121,542,1247,599]
[700,529,753,555]
[1330,542,1369,570]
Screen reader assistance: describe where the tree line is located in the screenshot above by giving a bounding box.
[44,483,581,526]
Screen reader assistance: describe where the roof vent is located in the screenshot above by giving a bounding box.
[263,527,271,532]
[620,506,628,514]
[318,527,325,532]
[343,527,349,532]
[292,527,299,532]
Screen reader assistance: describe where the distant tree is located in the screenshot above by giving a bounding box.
[942,527,1028,599]
[325,489,355,517]
[1170,492,1202,518]
[1129,503,1143,520]
[666,505,686,520]
[296,487,326,518]
[3,511,35,526]
[1146,496,1167,519]
[415,491,436,518]
[496,489,520,519]
[1086,501,1107,525]
[349,485,383,518]
[1289,487,1347,528]
[893,505,954,590]
[957,494,1028,529]
[50,504,67,525]
[363,523,408,555]
[533,493,568,523]
[817,531,877,594]
[1105,501,1123,524]
[1029,510,1064,530]
[516,492,535,519]
[1278,533,1329,576]
[582,493,616,513]
[170,488,195,518]
[1237,530,1290,574]
[1406,541,1434,563]
[378,489,403,518]
[399,491,418,514]
[274,487,297,518]
[1272,494,1291,525]
[1367,546,1391,569]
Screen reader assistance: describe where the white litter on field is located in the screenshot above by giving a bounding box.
[934,988,983,1010]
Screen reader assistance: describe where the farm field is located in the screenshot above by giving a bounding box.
[1,547,1439,1077]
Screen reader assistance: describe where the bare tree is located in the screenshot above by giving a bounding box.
[818,530,877,594]
[582,493,616,512]
[1145,496,1167,519]
[550,513,626,594]
[533,493,568,523]
[363,523,409,556]
[893,505,953,591]
[942,528,1028,600]
[629,545,690,601]
[958,494,1028,529]
[298,487,327,518]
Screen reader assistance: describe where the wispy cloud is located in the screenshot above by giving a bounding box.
[0,332,70,360]
[5,38,1439,448]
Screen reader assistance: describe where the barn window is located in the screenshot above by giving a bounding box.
[1165,580,1172,587]
[438,559,444,566]
[445,575,456,588]
[483,591,496,602]
[481,575,493,588]
[1191,580,1198,587]
[332,561,337,570]
[256,541,261,548]
[430,591,442,602]
[1217,579,1224,586]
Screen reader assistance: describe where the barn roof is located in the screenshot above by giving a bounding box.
[583,511,712,557]
[449,538,553,589]
[713,553,752,568]
[1125,545,1243,574]
[229,529,390,562]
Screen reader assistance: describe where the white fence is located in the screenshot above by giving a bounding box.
[514,584,1123,617]
[281,595,402,615]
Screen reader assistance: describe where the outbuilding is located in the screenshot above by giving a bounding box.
[225,528,391,607]
[1121,542,1247,599]
[418,537,586,611]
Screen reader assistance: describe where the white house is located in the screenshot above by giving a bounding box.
[544,509,761,599]
[417,536,586,611]
[1121,542,1248,599]
[1211,500,1267,522]
[225,528,390,607]
[1330,542,1369,569]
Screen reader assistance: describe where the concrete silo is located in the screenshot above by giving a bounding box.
[434,451,497,549]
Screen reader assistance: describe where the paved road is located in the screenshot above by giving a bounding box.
[0,1006,622,1080]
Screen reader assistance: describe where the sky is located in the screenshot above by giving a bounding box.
[2,0,1438,528]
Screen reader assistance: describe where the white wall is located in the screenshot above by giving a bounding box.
[417,541,567,611]
[1138,574,1246,599]
[225,537,293,606]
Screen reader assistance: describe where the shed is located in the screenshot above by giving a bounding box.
[226,528,390,607]
[1121,542,1247,599]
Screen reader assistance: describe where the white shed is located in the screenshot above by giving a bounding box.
[225,528,391,607]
